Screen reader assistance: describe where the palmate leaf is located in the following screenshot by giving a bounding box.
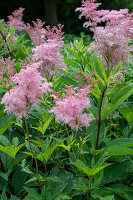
[31,115,54,135]
[71,159,111,176]
[40,143,58,163]
[0,143,25,159]
[58,140,75,152]
[23,142,59,163]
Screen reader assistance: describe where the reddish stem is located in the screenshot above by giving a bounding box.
[95,86,107,150]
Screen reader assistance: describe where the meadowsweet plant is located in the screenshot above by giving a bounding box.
[76,0,133,73]
[7,7,25,31]
[0,3,133,200]
[31,24,65,77]
[50,85,93,131]
[1,62,52,120]
[24,19,46,46]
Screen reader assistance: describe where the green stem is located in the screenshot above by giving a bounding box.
[45,163,48,199]
[80,127,84,152]
[25,119,33,154]
[24,119,41,190]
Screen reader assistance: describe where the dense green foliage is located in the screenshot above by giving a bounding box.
[0,1,133,199]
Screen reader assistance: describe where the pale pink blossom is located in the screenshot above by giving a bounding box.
[88,26,133,69]
[7,7,25,31]
[49,86,93,130]
[1,63,52,120]
[32,41,65,77]
[24,19,46,46]
[76,0,133,69]
[31,23,65,77]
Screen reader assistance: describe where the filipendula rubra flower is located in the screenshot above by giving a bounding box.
[32,24,65,77]
[76,0,133,70]
[49,85,93,131]
[1,62,52,120]
[24,19,46,46]
[7,7,25,31]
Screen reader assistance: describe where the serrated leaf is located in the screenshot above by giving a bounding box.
[65,45,81,63]
[0,143,25,159]
[106,146,133,156]
[71,159,111,176]
[101,82,133,120]
[0,114,15,135]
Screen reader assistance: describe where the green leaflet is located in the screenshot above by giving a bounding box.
[101,82,133,120]
[0,143,25,159]
[0,114,15,135]
[71,159,111,176]
[31,115,54,135]
[105,146,133,156]
[119,106,133,126]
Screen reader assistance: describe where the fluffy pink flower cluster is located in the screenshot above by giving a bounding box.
[88,26,133,68]
[32,41,65,77]
[24,19,46,46]
[32,24,65,77]
[1,63,52,120]
[76,0,133,69]
[7,7,25,31]
[49,86,93,130]
[75,0,103,28]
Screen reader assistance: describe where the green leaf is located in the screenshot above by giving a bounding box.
[105,138,133,149]
[42,144,58,163]
[101,82,133,120]
[108,184,133,200]
[0,114,15,135]
[96,58,107,82]
[1,185,7,200]
[106,146,133,156]
[113,61,122,74]
[99,195,114,200]
[12,170,28,194]
[32,115,54,135]
[60,76,78,86]
[101,161,131,185]
[58,140,75,152]
[0,143,25,159]
[119,107,133,126]
[65,45,81,63]
[71,159,111,176]
[64,58,81,68]
[23,188,41,200]
[10,195,20,200]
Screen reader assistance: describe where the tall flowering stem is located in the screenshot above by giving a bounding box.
[95,86,107,150]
